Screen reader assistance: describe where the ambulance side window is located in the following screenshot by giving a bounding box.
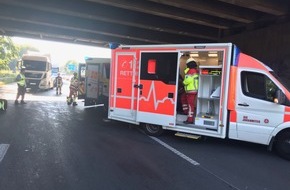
[80,65,86,81]
[104,63,110,79]
[241,71,278,102]
[140,52,178,84]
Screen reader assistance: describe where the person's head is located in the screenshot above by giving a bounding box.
[186,58,197,69]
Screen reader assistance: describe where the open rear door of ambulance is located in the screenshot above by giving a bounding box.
[84,62,100,106]
[84,58,111,107]
[136,51,179,127]
[108,51,139,123]
[78,63,86,100]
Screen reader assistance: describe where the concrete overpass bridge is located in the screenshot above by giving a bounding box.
[0,0,289,48]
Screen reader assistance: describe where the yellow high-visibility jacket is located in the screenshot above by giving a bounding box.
[16,73,26,87]
[183,68,199,93]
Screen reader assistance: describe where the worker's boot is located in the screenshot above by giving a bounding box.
[183,111,194,124]
[67,97,72,105]
[72,96,77,106]
[183,117,194,124]
[183,120,194,124]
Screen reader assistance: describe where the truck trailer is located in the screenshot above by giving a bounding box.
[107,43,290,160]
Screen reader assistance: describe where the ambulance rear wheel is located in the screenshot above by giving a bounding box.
[275,131,290,160]
[143,123,163,136]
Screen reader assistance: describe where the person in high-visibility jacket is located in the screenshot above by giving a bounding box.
[67,72,79,106]
[15,67,27,104]
[183,58,199,124]
[55,73,63,95]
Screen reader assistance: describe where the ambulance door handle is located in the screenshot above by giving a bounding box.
[238,103,249,107]
[134,84,143,89]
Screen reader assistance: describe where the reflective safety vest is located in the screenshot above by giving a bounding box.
[70,77,79,91]
[183,68,199,93]
[16,73,26,87]
[56,76,63,86]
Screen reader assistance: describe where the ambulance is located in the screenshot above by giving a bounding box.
[108,43,290,160]
[78,58,110,107]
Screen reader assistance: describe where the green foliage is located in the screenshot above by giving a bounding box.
[0,70,17,84]
[0,36,19,70]
[10,44,40,71]
[18,44,39,56]
[0,38,41,84]
[64,60,79,74]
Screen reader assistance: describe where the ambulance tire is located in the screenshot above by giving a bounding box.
[143,123,163,137]
[275,131,290,160]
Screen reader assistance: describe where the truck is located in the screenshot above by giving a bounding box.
[107,43,290,160]
[78,57,110,107]
[21,53,54,92]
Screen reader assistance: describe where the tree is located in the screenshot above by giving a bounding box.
[9,44,40,71]
[18,44,39,56]
[64,60,78,74]
[0,36,19,70]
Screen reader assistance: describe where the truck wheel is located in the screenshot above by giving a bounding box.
[275,131,290,160]
[143,123,163,136]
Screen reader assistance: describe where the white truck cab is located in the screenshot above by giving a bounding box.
[21,53,54,92]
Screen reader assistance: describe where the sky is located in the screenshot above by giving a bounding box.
[12,37,111,66]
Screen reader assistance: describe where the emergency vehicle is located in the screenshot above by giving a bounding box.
[108,43,290,160]
[78,58,110,107]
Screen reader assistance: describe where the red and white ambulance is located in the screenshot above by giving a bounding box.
[108,43,290,160]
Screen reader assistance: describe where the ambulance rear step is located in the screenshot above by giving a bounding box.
[175,132,201,140]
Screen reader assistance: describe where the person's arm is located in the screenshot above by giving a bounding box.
[16,74,21,82]
[183,75,193,86]
[193,74,199,90]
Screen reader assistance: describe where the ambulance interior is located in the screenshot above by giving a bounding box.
[177,50,224,130]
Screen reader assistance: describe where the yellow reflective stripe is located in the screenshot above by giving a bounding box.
[17,74,26,86]
[193,74,199,90]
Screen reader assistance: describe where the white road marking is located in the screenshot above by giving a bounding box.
[84,104,104,108]
[149,136,200,166]
[149,136,240,189]
[0,144,9,163]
